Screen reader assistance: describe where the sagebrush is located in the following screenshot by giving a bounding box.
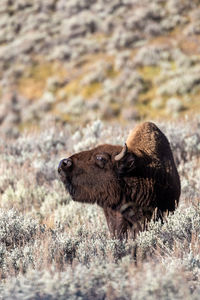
[0,118,200,299]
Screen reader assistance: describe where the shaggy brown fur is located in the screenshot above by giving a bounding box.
[58,122,181,239]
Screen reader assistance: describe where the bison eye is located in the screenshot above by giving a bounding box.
[95,154,108,169]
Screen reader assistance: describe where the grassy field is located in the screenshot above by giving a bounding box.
[0,118,199,299]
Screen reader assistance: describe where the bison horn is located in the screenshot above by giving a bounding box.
[115,143,128,161]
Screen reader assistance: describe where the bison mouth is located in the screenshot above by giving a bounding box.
[58,171,75,197]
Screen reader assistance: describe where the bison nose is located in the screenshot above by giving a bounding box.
[58,158,73,173]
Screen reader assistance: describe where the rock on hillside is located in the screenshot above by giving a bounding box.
[0,0,200,136]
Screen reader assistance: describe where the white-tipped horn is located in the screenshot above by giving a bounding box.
[115,143,128,161]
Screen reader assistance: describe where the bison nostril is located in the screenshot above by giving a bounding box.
[63,159,72,168]
[58,158,73,173]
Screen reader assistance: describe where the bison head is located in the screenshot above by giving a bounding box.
[58,144,136,208]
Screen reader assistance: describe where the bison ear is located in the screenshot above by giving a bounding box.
[114,144,137,176]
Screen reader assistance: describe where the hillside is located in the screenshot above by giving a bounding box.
[0,0,200,137]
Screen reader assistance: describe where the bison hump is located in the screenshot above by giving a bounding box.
[126,122,171,159]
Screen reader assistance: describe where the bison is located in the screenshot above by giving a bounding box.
[58,122,181,239]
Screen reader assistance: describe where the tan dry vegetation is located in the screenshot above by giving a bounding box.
[17,61,68,100]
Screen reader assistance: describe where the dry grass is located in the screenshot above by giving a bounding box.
[17,61,67,100]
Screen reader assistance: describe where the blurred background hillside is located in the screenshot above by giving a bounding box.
[1,0,200,138]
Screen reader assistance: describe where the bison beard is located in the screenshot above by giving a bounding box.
[58,122,181,239]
